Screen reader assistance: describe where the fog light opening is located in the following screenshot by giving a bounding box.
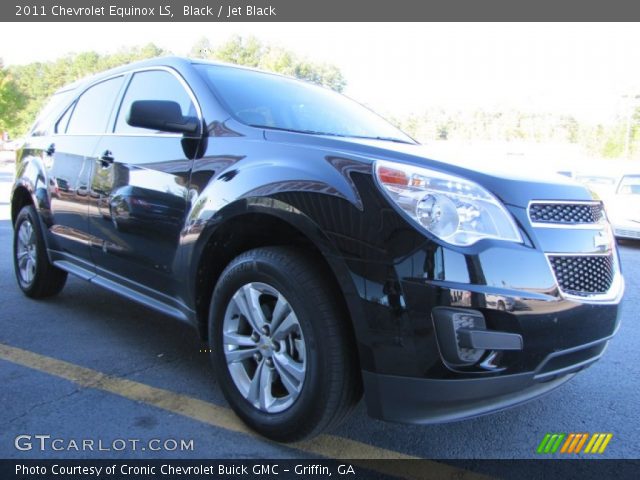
[432,307,523,369]
[452,312,486,365]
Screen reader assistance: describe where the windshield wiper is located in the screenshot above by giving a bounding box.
[250,125,415,144]
[346,135,415,144]
[249,125,348,138]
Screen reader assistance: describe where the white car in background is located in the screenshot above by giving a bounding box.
[607,174,640,240]
[575,172,640,240]
[0,138,23,152]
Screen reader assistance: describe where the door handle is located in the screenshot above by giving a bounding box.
[45,143,55,156]
[99,150,114,167]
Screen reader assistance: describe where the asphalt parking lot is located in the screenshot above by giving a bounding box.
[0,157,639,470]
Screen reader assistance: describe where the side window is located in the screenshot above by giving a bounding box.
[55,103,74,134]
[30,89,75,137]
[66,76,124,135]
[114,70,196,134]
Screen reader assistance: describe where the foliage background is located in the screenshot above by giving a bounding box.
[1,35,638,160]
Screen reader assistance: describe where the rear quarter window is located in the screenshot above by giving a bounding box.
[30,89,75,137]
[66,76,125,135]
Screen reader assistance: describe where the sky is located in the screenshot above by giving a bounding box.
[1,22,639,123]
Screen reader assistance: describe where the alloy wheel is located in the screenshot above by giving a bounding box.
[222,282,307,413]
[16,219,37,286]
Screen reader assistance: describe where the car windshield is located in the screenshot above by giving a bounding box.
[194,64,414,144]
[617,175,640,195]
[575,175,617,186]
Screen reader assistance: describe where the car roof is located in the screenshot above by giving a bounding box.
[53,55,296,96]
[54,56,193,94]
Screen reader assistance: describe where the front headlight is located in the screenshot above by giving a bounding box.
[374,160,522,246]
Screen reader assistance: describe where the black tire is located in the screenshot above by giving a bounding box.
[13,205,67,298]
[209,246,361,442]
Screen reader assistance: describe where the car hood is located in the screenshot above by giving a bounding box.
[264,130,593,208]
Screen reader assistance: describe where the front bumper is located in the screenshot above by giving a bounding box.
[363,335,611,423]
[329,177,624,424]
[348,230,623,424]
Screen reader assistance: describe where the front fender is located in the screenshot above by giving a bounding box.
[186,194,367,337]
[12,151,49,222]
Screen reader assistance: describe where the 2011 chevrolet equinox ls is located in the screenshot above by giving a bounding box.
[11,57,624,441]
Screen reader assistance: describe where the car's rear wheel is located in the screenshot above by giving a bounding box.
[13,205,67,298]
[209,246,361,442]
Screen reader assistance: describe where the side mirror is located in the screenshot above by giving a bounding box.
[126,100,200,135]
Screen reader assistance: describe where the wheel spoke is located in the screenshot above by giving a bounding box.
[293,338,306,360]
[271,312,298,341]
[270,294,290,332]
[225,347,258,364]
[26,223,34,244]
[24,258,35,283]
[246,360,274,410]
[245,284,268,330]
[232,285,267,332]
[223,331,257,347]
[272,353,303,395]
[18,226,30,246]
[18,255,29,270]
[246,361,263,405]
[273,351,305,382]
[231,290,255,329]
[258,363,275,410]
[274,363,299,395]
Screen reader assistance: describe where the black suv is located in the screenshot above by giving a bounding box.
[12,57,624,441]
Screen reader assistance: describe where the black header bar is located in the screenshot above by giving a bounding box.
[3,459,640,480]
[3,0,640,22]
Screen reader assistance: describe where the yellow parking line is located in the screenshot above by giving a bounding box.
[0,343,490,480]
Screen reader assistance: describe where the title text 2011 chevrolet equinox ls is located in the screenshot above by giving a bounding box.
[12,57,624,441]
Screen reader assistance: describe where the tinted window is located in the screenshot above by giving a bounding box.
[195,64,413,143]
[66,76,124,135]
[56,104,74,134]
[30,89,75,137]
[115,70,196,134]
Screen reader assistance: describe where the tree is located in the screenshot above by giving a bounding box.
[8,43,167,136]
[195,35,347,92]
[0,59,26,136]
[189,36,213,59]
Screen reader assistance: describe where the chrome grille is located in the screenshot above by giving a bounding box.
[529,202,604,225]
[548,254,614,296]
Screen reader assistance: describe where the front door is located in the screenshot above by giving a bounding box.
[88,68,202,300]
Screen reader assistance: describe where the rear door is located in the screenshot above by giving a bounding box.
[46,76,125,271]
[88,68,202,300]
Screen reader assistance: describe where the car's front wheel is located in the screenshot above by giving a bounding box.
[13,205,67,298]
[209,246,361,442]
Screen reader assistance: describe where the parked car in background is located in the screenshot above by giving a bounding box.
[574,171,640,240]
[1,138,24,152]
[605,174,640,240]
